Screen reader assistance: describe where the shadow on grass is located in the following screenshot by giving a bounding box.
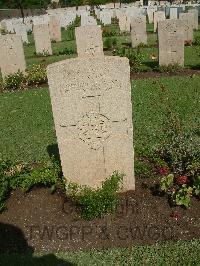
[47,143,61,165]
[0,222,75,265]
[143,60,158,70]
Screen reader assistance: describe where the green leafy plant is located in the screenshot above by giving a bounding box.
[102,27,117,37]
[114,46,145,72]
[58,47,75,55]
[160,174,174,192]
[2,71,25,90]
[0,157,62,212]
[156,64,183,73]
[158,83,200,208]
[25,64,47,86]
[35,51,51,57]
[194,35,200,46]
[66,171,124,220]
[173,185,193,208]
[104,37,117,50]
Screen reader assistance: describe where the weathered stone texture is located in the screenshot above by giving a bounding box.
[154,11,165,32]
[75,26,104,58]
[0,34,26,78]
[47,56,135,191]
[131,16,147,47]
[49,15,61,42]
[33,23,52,55]
[158,19,185,66]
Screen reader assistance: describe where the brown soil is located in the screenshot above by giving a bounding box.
[131,69,200,79]
[0,177,200,253]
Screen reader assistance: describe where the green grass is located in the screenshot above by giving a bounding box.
[133,76,200,155]
[0,76,199,162]
[0,239,200,265]
[0,89,56,162]
[22,24,200,71]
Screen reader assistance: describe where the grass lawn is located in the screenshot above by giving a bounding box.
[0,21,200,264]
[22,23,200,71]
[0,75,199,163]
[0,239,200,265]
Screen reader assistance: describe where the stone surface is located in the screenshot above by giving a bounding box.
[131,16,147,47]
[81,15,97,26]
[14,24,29,44]
[170,7,178,19]
[158,19,185,66]
[0,34,26,78]
[75,25,104,58]
[179,13,194,42]
[154,11,165,32]
[49,15,61,42]
[147,7,157,23]
[47,56,135,191]
[118,13,130,32]
[99,10,112,25]
[188,9,198,30]
[33,23,52,55]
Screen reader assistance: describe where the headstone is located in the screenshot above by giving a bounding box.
[170,7,178,19]
[147,7,157,23]
[99,10,112,25]
[81,15,97,26]
[49,15,61,42]
[118,13,130,32]
[14,24,29,44]
[75,26,103,58]
[47,56,135,191]
[188,9,198,30]
[131,16,147,47]
[154,11,165,32]
[33,24,52,55]
[179,13,194,42]
[158,19,185,66]
[0,34,26,78]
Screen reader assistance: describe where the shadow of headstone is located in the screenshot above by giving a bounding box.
[0,222,76,266]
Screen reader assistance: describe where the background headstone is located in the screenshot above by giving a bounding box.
[154,11,165,32]
[158,19,185,66]
[75,25,104,58]
[131,16,147,47]
[0,34,26,78]
[33,23,52,55]
[49,15,61,42]
[188,9,198,30]
[179,13,194,42]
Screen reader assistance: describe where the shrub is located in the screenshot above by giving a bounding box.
[25,64,47,86]
[102,27,117,37]
[104,37,117,50]
[0,157,62,212]
[114,47,145,72]
[157,83,200,208]
[156,64,183,73]
[194,35,200,46]
[34,51,51,57]
[66,171,124,220]
[58,47,75,55]
[2,71,24,90]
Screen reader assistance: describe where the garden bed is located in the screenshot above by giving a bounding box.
[0,177,200,253]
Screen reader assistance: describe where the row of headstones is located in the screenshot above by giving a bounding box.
[45,3,200,191]
[0,8,196,80]
[0,15,197,191]
[1,4,199,34]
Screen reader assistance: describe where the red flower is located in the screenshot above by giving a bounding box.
[176,175,188,185]
[158,167,169,175]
